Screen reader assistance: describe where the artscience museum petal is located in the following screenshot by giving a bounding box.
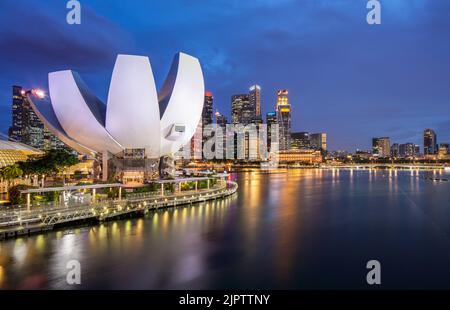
[106,54,161,158]
[159,52,205,155]
[48,70,123,154]
[31,52,204,161]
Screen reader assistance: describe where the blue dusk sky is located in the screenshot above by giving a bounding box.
[0,0,449,151]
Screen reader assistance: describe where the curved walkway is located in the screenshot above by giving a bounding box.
[0,181,238,240]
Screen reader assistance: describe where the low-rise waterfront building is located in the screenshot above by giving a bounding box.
[276,149,322,164]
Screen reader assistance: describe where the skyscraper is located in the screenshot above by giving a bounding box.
[399,143,415,158]
[310,133,327,154]
[423,129,437,155]
[215,111,228,159]
[291,132,310,150]
[44,128,67,151]
[9,86,25,142]
[190,119,203,160]
[202,91,214,149]
[9,85,44,149]
[414,144,421,157]
[391,143,399,158]
[276,90,291,151]
[215,111,228,128]
[246,116,263,161]
[202,91,214,129]
[8,85,72,152]
[231,94,249,124]
[241,101,255,125]
[249,84,261,118]
[266,112,278,153]
[372,137,391,158]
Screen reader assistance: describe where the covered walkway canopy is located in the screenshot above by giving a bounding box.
[151,175,228,196]
[18,174,229,211]
[20,183,123,211]
[19,183,123,194]
[152,177,211,184]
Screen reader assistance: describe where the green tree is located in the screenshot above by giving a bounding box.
[1,164,23,180]
[18,149,79,178]
[0,164,23,190]
[8,184,36,205]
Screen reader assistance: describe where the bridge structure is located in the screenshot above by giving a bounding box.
[321,163,448,170]
[0,176,238,240]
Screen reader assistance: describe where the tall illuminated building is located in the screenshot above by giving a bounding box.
[266,112,278,153]
[249,84,261,118]
[215,111,228,128]
[372,137,391,158]
[190,119,203,160]
[202,91,214,130]
[246,116,263,161]
[9,86,25,142]
[199,91,214,156]
[9,85,44,149]
[391,143,399,158]
[423,128,437,155]
[9,85,71,152]
[414,144,421,157]
[399,143,415,158]
[231,94,249,124]
[276,89,291,151]
[215,111,228,159]
[310,133,327,152]
[43,128,67,151]
[291,132,310,150]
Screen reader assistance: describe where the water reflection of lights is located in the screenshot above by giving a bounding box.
[136,219,144,236]
[60,233,76,255]
[35,235,46,253]
[162,211,169,231]
[13,239,27,266]
[181,207,188,226]
[0,266,4,286]
[111,222,119,238]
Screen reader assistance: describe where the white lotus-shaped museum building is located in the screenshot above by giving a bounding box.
[29,52,204,160]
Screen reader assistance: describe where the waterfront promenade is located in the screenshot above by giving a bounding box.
[0,180,238,240]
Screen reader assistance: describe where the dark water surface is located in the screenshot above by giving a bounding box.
[1,169,450,289]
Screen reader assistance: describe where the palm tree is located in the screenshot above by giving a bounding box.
[1,164,23,199]
[2,164,23,183]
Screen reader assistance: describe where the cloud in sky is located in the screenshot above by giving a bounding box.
[0,0,449,150]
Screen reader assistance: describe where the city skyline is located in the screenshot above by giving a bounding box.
[2,1,450,297]
[1,1,450,151]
